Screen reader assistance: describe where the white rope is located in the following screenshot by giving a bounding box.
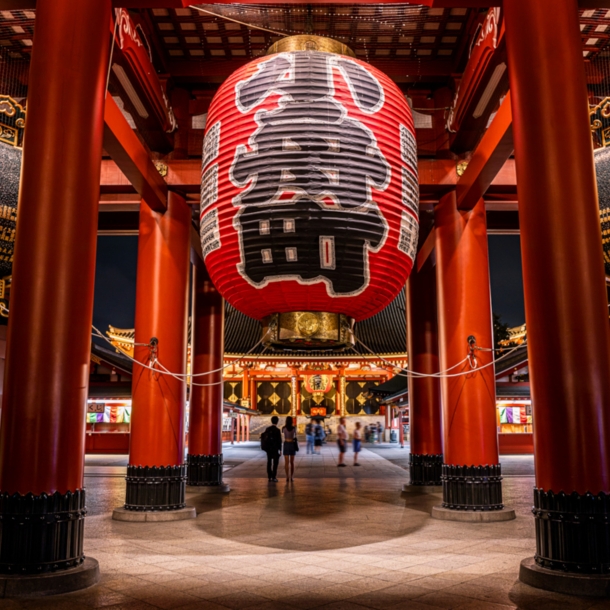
[355,338,527,380]
[92,325,270,382]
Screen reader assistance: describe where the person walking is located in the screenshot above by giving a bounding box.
[376,421,383,444]
[353,421,362,466]
[263,416,282,482]
[337,416,348,467]
[305,420,315,454]
[313,419,325,455]
[282,416,297,482]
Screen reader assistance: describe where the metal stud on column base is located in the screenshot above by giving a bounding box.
[113,465,196,522]
[407,454,443,487]
[187,454,230,493]
[431,465,516,522]
[0,490,100,597]
[518,489,610,596]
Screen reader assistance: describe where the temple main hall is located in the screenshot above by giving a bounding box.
[0,0,608,608]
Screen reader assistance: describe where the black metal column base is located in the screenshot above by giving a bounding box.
[520,557,610,597]
[0,490,87,574]
[532,489,610,575]
[187,454,224,487]
[125,465,186,511]
[0,557,100,598]
[441,464,504,511]
[409,453,443,486]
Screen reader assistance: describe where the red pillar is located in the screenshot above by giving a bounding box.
[435,194,503,511]
[505,0,610,578]
[126,193,190,510]
[187,267,227,487]
[0,0,110,575]
[251,378,257,411]
[406,259,443,485]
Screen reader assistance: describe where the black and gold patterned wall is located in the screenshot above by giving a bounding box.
[256,380,292,415]
[595,146,610,276]
[223,380,243,404]
[300,385,336,416]
[345,380,380,415]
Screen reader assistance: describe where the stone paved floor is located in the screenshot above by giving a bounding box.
[2,443,609,610]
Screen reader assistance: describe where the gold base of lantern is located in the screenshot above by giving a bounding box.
[262,312,355,351]
[266,35,356,58]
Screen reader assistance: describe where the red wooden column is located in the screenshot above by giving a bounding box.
[434,193,509,516]
[187,267,228,490]
[505,0,610,583]
[406,259,443,486]
[251,378,257,411]
[123,193,190,513]
[0,0,110,581]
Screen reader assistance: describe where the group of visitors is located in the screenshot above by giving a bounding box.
[262,416,363,482]
[304,419,326,454]
[364,422,384,443]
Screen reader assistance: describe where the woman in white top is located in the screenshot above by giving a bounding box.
[352,421,362,466]
[336,416,348,467]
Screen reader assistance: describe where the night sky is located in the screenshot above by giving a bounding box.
[92,236,138,346]
[92,234,526,338]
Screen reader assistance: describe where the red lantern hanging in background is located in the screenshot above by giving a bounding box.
[200,36,419,350]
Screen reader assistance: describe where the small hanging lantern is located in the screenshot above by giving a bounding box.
[200,35,419,350]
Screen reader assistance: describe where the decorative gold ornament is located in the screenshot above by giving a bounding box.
[267,35,355,58]
[456,161,469,177]
[590,97,610,149]
[262,311,355,351]
[154,161,168,177]
[297,313,319,337]
[0,95,26,148]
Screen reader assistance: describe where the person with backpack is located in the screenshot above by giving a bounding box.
[305,420,315,454]
[313,419,325,455]
[261,416,282,482]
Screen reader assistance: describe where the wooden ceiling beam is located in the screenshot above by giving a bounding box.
[103,94,168,212]
[2,1,607,11]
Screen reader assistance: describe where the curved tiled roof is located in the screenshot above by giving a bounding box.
[224,288,407,356]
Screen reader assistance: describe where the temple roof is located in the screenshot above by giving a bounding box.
[369,369,408,398]
[103,287,407,358]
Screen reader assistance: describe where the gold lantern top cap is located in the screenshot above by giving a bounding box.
[266,35,356,58]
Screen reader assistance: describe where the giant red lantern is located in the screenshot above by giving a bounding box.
[200,36,419,349]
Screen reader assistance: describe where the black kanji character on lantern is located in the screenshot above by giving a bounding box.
[231,51,390,296]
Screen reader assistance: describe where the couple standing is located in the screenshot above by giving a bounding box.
[336,417,362,467]
[263,415,297,482]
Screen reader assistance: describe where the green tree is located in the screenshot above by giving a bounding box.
[493,313,511,350]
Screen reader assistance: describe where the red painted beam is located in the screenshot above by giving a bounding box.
[100,158,464,193]
[416,228,436,273]
[103,94,168,212]
[167,59,456,83]
[456,94,513,211]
